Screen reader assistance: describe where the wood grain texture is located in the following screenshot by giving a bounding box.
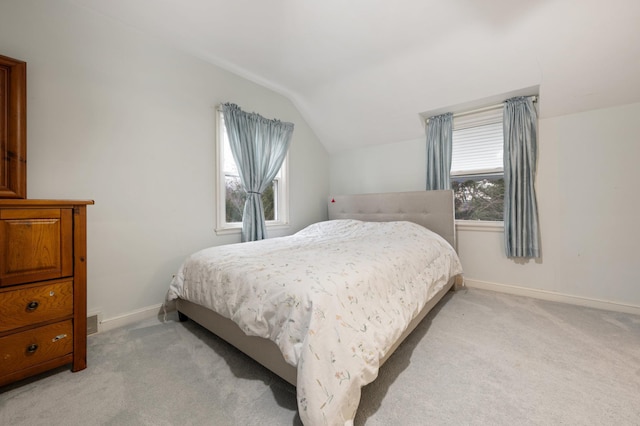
[0,201,92,386]
[0,209,72,287]
[0,54,26,199]
[0,320,73,376]
[71,205,87,372]
[0,280,73,333]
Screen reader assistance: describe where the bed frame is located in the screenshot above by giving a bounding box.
[177,190,463,386]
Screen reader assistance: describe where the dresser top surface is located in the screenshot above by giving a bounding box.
[0,199,94,208]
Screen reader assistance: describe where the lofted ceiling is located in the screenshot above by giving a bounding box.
[69,0,640,153]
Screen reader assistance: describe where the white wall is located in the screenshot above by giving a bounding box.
[2,1,636,323]
[331,102,640,313]
[0,0,330,323]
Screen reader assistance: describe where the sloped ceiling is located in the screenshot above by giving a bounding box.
[69,0,640,153]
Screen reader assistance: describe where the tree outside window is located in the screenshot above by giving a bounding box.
[451,175,504,221]
[225,176,276,223]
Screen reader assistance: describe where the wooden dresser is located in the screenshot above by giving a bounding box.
[0,199,93,387]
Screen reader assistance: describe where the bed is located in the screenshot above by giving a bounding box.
[166,190,464,425]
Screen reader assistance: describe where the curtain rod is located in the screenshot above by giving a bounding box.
[426,95,537,124]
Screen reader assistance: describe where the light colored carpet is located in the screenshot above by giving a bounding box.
[1,288,639,425]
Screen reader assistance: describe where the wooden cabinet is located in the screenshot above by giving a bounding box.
[0,200,93,387]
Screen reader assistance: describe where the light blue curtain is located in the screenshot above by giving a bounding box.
[503,97,540,258]
[426,113,453,190]
[221,103,294,242]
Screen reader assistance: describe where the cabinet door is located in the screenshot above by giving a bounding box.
[0,209,73,286]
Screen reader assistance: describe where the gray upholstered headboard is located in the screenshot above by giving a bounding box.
[327,190,456,249]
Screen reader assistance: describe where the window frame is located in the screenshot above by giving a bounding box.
[215,109,290,235]
[451,107,505,224]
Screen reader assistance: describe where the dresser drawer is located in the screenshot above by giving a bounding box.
[0,280,73,333]
[0,320,73,377]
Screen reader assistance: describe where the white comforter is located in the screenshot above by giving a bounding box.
[166,220,463,425]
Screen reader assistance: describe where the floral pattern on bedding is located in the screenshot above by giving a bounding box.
[167,220,463,425]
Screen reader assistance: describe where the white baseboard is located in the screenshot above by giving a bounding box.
[98,303,166,333]
[464,278,640,316]
[94,280,639,333]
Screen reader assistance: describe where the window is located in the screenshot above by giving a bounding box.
[215,110,289,233]
[451,108,505,221]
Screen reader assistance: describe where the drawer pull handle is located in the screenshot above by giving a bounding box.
[26,344,39,354]
[26,301,40,311]
[52,334,68,342]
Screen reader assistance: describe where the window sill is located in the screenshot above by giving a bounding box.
[455,220,504,232]
[215,221,290,236]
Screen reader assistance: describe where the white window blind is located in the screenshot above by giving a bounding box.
[451,108,504,176]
